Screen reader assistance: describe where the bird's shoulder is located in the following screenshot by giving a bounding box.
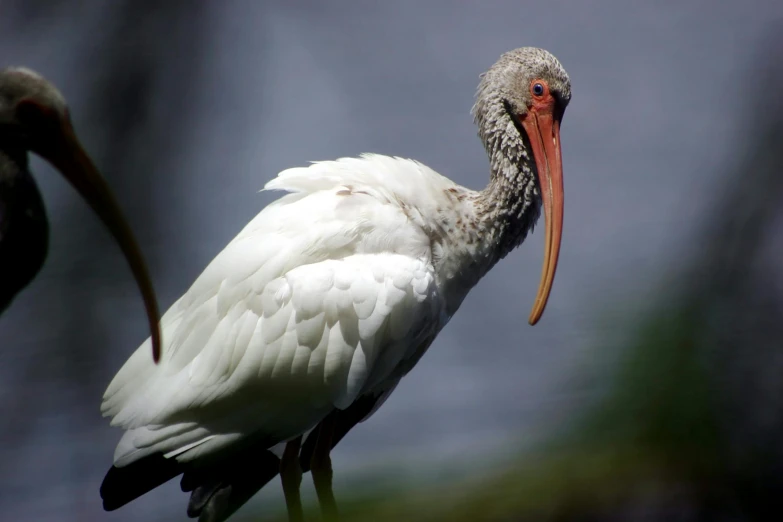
[101,155,459,432]
[264,153,461,211]
[178,155,451,316]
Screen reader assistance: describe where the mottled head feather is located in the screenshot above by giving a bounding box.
[470,48,571,258]
[472,47,571,123]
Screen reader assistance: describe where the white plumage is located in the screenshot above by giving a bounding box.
[99,47,572,521]
[102,155,467,467]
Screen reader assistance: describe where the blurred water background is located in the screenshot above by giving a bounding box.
[1,2,782,520]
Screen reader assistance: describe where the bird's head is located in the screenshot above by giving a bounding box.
[0,67,70,158]
[485,47,571,121]
[473,48,571,325]
[0,67,162,362]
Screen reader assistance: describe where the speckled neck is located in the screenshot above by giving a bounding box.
[470,95,541,267]
[431,98,541,318]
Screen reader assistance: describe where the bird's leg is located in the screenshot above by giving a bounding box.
[280,436,305,522]
[310,413,339,521]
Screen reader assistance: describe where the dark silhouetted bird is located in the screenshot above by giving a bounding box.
[0,67,161,361]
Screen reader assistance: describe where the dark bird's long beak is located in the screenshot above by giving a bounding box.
[521,109,564,325]
[41,109,162,362]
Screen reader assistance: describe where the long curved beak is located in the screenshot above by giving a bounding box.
[46,115,162,362]
[521,109,564,325]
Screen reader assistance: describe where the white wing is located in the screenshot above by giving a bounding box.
[102,155,453,467]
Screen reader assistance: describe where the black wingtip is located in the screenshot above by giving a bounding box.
[100,454,183,511]
[183,448,281,522]
[99,393,384,519]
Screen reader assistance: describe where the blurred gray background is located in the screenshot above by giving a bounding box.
[1,1,782,520]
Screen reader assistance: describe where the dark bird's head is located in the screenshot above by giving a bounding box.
[0,67,71,157]
[0,67,162,362]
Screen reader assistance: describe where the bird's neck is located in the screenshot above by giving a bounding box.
[432,139,539,317]
[474,168,539,260]
[470,101,541,268]
[0,147,49,312]
[0,142,29,183]
[430,98,540,315]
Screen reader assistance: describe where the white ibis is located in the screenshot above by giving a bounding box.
[99,47,571,521]
[0,67,162,361]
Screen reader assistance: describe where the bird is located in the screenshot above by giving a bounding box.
[0,67,162,361]
[99,46,571,522]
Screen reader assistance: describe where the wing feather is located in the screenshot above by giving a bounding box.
[103,155,451,467]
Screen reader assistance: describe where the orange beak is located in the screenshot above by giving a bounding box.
[520,108,564,325]
[41,110,162,362]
